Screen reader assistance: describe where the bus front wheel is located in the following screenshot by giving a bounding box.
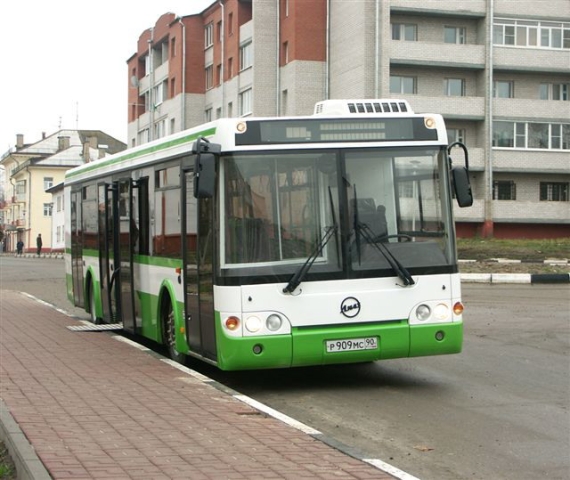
[89,281,101,325]
[163,300,185,364]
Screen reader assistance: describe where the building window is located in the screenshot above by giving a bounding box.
[239,88,252,116]
[205,22,214,48]
[216,64,222,86]
[282,41,289,64]
[539,83,569,101]
[390,75,416,94]
[153,80,168,105]
[144,55,151,76]
[170,78,176,98]
[170,37,176,58]
[240,42,252,71]
[205,108,212,122]
[216,107,222,119]
[392,23,417,41]
[56,195,63,212]
[170,118,175,135]
[228,13,233,36]
[494,80,514,98]
[217,21,223,43]
[205,64,213,90]
[444,26,466,44]
[447,128,466,144]
[228,57,234,78]
[43,203,53,216]
[282,89,288,116]
[44,177,54,190]
[540,182,569,201]
[445,78,465,96]
[494,19,570,49]
[493,181,517,200]
[16,180,26,196]
[493,121,570,150]
[154,119,166,139]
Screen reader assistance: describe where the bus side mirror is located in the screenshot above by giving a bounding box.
[447,141,473,208]
[452,166,473,207]
[192,138,220,198]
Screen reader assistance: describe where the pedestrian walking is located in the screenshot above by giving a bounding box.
[17,240,24,255]
[36,234,43,256]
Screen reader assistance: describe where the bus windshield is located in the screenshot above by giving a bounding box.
[219,146,455,282]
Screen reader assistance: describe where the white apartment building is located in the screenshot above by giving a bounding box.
[127,0,569,238]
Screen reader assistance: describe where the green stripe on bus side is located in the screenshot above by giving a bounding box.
[65,127,217,180]
[72,251,183,270]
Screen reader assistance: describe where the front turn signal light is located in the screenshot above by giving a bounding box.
[453,302,464,315]
[225,316,240,330]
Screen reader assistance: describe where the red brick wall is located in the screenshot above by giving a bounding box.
[280,0,326,66]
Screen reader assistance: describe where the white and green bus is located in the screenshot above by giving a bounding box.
[64,99,473,371]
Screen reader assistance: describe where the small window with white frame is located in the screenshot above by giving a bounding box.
[539,83,569,100]
[390,75,416,94]
[447,128,466,144]
[444,26,466,44]
[239,88,252,116]
[493,80,514,98]
[240,42,252,71]
[44,177,54,190]
[205,22,214,48]
[43,203,53,216]
[392,23,417,41]
[445,78,465,96]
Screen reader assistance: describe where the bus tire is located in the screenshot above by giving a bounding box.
[88,280,101,325]
[163,299,185,364]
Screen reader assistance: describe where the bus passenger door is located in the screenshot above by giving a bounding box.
[117,179,136,334]
[70,190,84,307]
[98,180,136,332]
[182,168,216,360]
[99,183,119,324]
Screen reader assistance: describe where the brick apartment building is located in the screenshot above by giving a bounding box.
[126,0,570,238]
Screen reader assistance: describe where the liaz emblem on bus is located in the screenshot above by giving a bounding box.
[340,297,361,318]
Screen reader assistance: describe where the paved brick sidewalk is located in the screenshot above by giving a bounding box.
[0,290,394,480]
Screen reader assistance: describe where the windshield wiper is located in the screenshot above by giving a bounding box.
[356,223,415,286]
[283,188,338,294]
[352,186,415,287]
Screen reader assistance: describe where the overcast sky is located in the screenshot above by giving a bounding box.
[0,0,214,154]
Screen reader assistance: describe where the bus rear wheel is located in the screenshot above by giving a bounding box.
[163,301,185,364]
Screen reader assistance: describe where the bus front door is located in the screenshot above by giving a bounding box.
[183,169,216,361]
[99,181,136,333]
[70,190,84,307]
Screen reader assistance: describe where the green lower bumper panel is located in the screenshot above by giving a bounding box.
[216,320,463,371]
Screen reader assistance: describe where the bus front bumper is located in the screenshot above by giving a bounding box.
[216,320,463,371]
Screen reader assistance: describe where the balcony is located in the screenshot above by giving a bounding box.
[390,41,485,69]
[493,98,570,122]
[390,0,486,17]
[494,47,569,74]
[492,150,569,174]
[404,95,485,120]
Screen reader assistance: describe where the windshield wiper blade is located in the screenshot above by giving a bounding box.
[282,226,337,294]
[357,223,415,286]
[283,187,339,295]
[351,185,414,286]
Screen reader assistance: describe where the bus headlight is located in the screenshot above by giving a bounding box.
[266,314,283,331]
[245,316,262,333]
[433,303,449,321]
[416,304,431,321]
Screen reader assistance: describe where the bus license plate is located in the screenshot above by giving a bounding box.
[326,337,378,353]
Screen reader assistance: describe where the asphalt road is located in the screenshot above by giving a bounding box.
[1,255,569,480]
